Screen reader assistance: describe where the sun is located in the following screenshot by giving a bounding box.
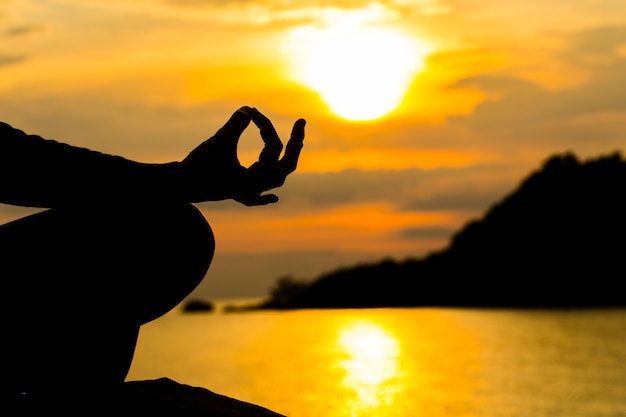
[286,21,430,121]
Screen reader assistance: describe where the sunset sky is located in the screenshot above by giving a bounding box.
[2,0,625,299]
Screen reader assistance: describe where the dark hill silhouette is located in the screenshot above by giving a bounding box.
[258,151,626,309]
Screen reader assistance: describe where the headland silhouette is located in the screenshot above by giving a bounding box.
[253,151,626,310]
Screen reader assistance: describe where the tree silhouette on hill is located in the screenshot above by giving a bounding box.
[259,151,626,309]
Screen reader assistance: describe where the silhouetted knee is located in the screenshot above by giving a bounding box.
[1,203,214,324]
[121,204,215,323]
[85,204,215,324]
[1,204,214,394]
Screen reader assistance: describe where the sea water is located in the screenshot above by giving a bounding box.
[127,304,626,417]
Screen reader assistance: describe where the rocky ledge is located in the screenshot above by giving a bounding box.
[10,377,285,417]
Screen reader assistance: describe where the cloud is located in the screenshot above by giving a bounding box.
[398,226,455,240]
[3,24,42,37]
[435,25,626,157]
[452,69,626,137]
[567,25,626,60]
[159,0,450,25]
[275,166,519,214]
[165,0,447,12]
[0,55,26,67]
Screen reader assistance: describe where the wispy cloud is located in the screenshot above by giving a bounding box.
[3,24,42,37]
[398,226,455,240]
[0,55,26,67]
[77,0,452,26]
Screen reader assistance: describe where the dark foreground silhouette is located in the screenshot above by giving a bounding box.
[0,106,305,413]
[254,151,626,310]
[12,378,285,417]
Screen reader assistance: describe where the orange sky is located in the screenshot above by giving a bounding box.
[2,0,625,298]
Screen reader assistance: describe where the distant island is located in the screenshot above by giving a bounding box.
[182,298,215,313]
[243,151,625,310]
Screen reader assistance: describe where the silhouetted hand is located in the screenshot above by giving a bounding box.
[182,106,306,206]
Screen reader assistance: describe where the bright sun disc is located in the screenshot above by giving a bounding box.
[287,24,429,121]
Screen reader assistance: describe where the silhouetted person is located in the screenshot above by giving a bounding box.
[0,106,306,397]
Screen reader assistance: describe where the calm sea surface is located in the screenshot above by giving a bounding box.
[127,304,626,417]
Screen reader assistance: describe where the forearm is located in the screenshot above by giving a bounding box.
[0,122,192,208]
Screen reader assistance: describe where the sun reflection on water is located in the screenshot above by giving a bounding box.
[336,320,404,411]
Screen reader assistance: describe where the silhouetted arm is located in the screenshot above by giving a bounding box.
[0,107,305,208]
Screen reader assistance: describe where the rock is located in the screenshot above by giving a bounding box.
[118,378,286,416]
[9,378,286,417]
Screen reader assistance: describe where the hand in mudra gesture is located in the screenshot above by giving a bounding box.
[183,106,306,206]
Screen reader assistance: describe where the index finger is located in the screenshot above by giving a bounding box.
[214,106,253,142]
[250,108,284,164]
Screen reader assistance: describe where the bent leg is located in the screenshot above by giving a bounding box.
[1,204,214,394]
